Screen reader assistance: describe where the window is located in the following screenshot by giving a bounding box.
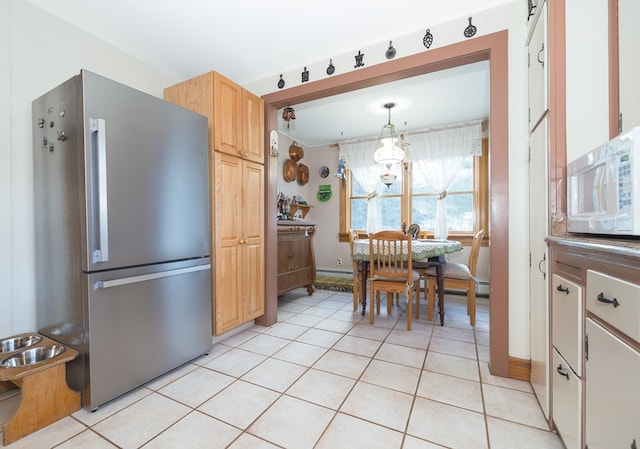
[340,137,488,245]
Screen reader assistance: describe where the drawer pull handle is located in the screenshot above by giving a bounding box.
[596,292,620,308]
[556,284,570,294]
[556,364,570,380]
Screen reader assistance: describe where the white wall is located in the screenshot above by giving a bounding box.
[250,2,531,359]
[0,0,179,337]
[275,134,352,273]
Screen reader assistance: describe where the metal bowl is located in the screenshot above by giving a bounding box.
[0,335,43,353]
[1,344,66,368]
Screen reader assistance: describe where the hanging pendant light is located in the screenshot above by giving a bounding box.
[373,103,405,166]
[282,106,296,131]
[380,164,398,188]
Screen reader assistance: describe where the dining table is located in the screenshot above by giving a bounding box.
[352,238,463,325]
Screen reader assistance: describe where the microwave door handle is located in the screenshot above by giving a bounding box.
[594,163,608,213]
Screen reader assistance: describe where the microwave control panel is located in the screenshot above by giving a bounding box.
[618,153,632,211]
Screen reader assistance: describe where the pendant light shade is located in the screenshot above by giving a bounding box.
[373,103,405,166]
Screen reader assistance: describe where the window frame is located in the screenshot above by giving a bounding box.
[339,137,489,246]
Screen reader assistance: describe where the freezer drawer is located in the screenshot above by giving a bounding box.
[83,260,211,409]
[552,274,583,376]
[585,319,640,449]
[552,348,582,449]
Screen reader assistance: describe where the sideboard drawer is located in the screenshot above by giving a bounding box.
[587,270,640,344]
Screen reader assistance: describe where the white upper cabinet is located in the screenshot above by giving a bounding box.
[528,1,548,132]
[619,0,640,134]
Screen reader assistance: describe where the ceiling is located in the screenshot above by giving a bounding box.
[26,0,506,147]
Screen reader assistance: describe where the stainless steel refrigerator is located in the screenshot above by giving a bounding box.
[33,69,212,410]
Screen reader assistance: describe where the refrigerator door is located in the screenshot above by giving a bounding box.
[80,70,209,272]
[82,258,212,409]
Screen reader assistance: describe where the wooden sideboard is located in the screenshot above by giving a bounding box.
[277,221,316,296]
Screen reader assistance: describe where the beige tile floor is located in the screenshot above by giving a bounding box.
[0,289,564,449]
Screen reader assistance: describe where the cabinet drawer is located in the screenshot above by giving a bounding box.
[552,348,582,449]
[552,274,583,376]
[587,270,640,344]
[585,319,640,449]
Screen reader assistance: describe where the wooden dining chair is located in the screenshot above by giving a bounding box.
[368,230,420,330]
[424,229,484,326]
[348,229,362,311]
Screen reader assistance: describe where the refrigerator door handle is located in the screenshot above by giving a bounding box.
[90,117,109,263]
[95,264,211,289]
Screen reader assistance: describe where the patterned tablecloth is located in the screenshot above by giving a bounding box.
[352,239,463,262]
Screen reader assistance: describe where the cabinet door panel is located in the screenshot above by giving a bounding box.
[586,270,640,343]
[215,245,242,333]
[552,274,583,376]
[213,73,243,155]
[528,1,548,131]
[243,90,264,163]
[585,319,640,449]
[291,237,311,272]
[529,117,549,417]
[552,348,582,449]
[243,240,264,320]
[243,161,264,243]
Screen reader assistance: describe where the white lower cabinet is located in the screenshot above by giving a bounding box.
[585,319,640,449]
[552,348,582,449]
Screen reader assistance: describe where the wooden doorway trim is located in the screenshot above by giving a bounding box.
[259,30,509,377]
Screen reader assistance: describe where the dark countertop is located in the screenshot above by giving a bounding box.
[546,234,640,259]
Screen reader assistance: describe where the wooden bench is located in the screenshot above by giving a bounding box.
[0,333,80,445]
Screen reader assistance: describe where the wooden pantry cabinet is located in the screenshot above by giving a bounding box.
[165,71,265,335]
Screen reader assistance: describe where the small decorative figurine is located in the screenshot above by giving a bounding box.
[335,158,346,184]
[464,17,477,38]
[423,29,434,49]
[326,59,335,75]
[385,41,396,59]
[301,67,309,83]
[277,74,285,89]
[354,51,365,68]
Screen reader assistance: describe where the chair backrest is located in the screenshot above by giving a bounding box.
[369,230,413,282]
[348,229,359,253]
[467,229,485,276]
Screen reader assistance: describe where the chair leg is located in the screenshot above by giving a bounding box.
[427,280,436,322]
[386,292,392,315]
[370,287,376,325]
[468,281,476,326]
[352,273,359,311]
[415,278,422,319]
[406,287,412,331]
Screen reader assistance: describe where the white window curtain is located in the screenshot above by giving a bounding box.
[339,140,383,234]
[408,121,483,240]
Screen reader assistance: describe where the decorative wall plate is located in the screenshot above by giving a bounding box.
[319,166,329,178]
[283,159,297,182]
[297,164,309,185]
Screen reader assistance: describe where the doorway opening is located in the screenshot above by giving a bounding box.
[260,30,510,377]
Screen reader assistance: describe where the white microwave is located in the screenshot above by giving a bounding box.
[567,127,640,236]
